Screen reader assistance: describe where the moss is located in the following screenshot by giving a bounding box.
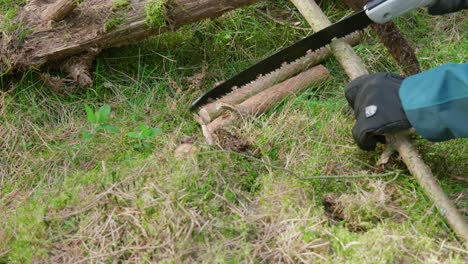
[145,0,168,28]
[103,16,127,33]
[111,0,129,11]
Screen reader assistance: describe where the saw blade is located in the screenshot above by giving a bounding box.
[190,10,373,110]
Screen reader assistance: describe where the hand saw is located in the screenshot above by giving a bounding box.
[190,0,436,110]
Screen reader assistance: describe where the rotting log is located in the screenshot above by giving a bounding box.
[199,32,361,124]
[206,65,330,133]
[293,0,468,244]
[41,0,78,22]
[342,0,421,76]
[1,0,262,80]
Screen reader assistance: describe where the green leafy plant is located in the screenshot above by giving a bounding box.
[82,104,119,139]
[127,123,162,150]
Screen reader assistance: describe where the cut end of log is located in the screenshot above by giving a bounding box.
[198,107,212,125]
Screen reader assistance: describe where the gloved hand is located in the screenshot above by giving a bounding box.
[428,0,468,15]
[345,73,412,151]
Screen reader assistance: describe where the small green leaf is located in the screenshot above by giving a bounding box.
[99,105,111,118]
[95,112,103,124]
[84,104,97,124]
[81,130,94,139]
[127,131,142,139]
[145,130,155,138]
[96,105,111,123]
[133,143,142,149]
[101,124,120,134]
[139,123,149,132]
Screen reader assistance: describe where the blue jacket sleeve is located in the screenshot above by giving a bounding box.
[399,63,468,142]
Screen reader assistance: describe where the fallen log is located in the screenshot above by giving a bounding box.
[292,0,468,244]
[1,0,262,79]
[198,32,361,124]
[206,65,330,133]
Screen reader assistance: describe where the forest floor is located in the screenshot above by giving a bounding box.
[0,1,467,263]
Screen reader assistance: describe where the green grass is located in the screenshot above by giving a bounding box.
[0,1,467,263]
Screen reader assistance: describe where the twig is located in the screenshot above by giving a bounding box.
[294,171,402,181]
[199,149,403,181]
[448,175,468,183]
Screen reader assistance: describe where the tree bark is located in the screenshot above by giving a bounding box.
[207,65,329,133]
[41,0,78,22]
[293,0,468,244]
[199,32,361,124]
[1,0,262,76]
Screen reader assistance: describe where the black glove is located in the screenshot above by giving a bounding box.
[428,0,468,15]
[345,73,412,151]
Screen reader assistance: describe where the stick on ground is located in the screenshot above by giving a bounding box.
[198,33,361,124]
[207,65,329,133]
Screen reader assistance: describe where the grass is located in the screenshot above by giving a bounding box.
[1,1,467,263]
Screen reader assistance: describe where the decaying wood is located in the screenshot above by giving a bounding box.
[62,49,99,87]
[294,0,468,244]
[1,0,261,77]
[41,0,78,22]
[388,133,468,244]
[342,0,421,76]
[198,32,361,124]
[207,65,329,133]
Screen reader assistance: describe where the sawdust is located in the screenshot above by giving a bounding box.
[213,129,251,153]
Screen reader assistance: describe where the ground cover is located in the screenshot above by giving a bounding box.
[0,1,467,262]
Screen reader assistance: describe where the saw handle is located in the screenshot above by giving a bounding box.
[365,0,437,24]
